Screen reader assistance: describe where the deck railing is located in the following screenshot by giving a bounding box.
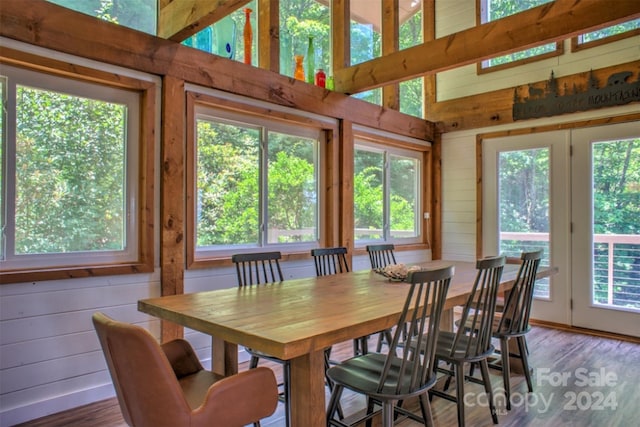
[500,232,640,310]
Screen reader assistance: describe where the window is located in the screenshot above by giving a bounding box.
[182,0,257,64]
[478,0,562,73]
[354,141,422,245]
[572,19,640,52]
[399,1,424,118]
[48,0,157,35]
[280,0,331,80]
[192,105,321,260]
[1,64,149,278]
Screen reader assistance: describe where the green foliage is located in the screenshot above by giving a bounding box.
[593,139,640,235]
[15,87,126,254]
[48,0,156,34]
[499,148,550,233]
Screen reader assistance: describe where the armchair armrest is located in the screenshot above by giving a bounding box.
[162,339,204,378]
[196,366,278,426]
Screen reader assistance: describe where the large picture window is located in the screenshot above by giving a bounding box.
[1,64,148,278]
[354,141,421,245]
[192,105,321,260]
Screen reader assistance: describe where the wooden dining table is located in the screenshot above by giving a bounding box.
[138,260,553,427]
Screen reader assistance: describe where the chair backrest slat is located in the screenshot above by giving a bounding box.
[497,250,543,335]
[231,252,284,286]
[377,265,453,395]
[453,256,506,359]
[366,244,397,269]
[311,247,350,276]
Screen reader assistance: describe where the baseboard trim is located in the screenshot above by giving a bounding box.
[0,384,115,427]
[530,319,640,344]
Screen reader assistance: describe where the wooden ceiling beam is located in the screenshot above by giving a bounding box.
[334,0,640,94]
[158,0,250,41]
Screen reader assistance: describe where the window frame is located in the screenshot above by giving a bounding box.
[186,89,337,268]
[475,0,563,75]
[0,52,156,284]
[571,19,640,53]
[352,127,430,248]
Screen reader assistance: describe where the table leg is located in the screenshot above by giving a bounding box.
[211,337,238,376]
[289,349,326,427]
[440,308,454,331]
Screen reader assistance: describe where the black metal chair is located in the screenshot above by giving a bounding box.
[491,250,542,410]
[425,255,506,427]
[326,265,454,427]
[230,251,290,427]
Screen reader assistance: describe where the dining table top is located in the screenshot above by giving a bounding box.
[138,260,529,361]
[137,259,555,427]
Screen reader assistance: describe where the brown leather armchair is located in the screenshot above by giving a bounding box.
[92,312,278,427]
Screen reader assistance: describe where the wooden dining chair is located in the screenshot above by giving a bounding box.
[366,244,397,269]
[231,251,290,427]
[423,255,506,427]
[326,265,454,427]
[310,247,351,420]
[232,251,284,286]
[491,249,542,410]
[92,312,278,427]
[311,246,350,276]
[366,244,398,352]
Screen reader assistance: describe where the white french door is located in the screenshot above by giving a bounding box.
[483,122,640,336]
[483,131,571,324]
[571,122,640,337]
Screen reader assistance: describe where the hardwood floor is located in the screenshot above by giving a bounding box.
[15,326,640,427]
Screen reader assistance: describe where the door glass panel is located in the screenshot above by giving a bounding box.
[592,138,640,310]
[498,148,551,298]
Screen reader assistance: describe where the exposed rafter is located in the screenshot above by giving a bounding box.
[158,0,250,41]
[334,0,640,94]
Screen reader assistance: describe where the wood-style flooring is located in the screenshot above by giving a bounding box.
[15,325,640,427]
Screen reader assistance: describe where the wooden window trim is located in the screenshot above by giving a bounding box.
[0,48,156,284]
[185,90,340,269]
[352,126,432,252]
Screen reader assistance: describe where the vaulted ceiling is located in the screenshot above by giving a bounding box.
[157,0,640,95]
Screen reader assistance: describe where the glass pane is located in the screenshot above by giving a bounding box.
[399,77,423,118]
[280,0,331,80]
[354,148,384,241]
[400,1,422,50]
[15,86,127,254]
[592,138,640,310]
[196,119,260,247]
[267,131,318,243]
[182,1,257,64]
[389,155,418,238]
[498,148,550,298]
[350,0,381,66]
[580,19,640,44]
[48,0,157,35]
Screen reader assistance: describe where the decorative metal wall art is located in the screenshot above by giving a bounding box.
[513,70,640,120]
